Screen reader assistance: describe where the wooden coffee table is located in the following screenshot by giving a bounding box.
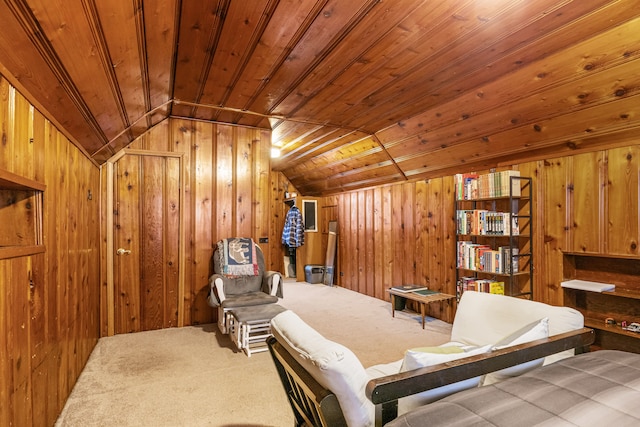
[388,288,456,328]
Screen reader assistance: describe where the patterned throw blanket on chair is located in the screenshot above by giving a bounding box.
[217,238,259,277]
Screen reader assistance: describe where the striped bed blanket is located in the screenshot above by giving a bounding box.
[217,238,259,277]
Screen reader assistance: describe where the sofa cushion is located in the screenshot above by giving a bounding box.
[409,345,465,355]
[481,317,549,385]
[270,309,374,427]
[219,291,278,308]
[493,317,549,349]
[401,344,490,371]
[398,344,491,414]
[365,359,403,378]
[450,291,583,365]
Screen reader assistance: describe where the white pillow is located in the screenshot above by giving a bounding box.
[270,310,373,427]
[482,317,549,385]
[398,344,491,414]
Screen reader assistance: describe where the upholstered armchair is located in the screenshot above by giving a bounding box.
[207,238,282,333]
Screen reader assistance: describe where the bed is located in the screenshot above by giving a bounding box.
[386,349,640,426]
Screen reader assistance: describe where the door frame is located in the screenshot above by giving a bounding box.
[104,149,186,336]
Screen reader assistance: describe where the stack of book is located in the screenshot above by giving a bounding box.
[390,284,429,293]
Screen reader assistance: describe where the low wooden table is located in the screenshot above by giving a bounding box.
[388,288,456,329]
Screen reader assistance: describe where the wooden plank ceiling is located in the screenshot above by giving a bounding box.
[0,0,638,195]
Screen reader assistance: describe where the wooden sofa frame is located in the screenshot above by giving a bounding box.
[267,328,595,427]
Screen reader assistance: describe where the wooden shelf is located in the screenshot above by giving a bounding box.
[0,245,46,259]
[0,169,45,259]
[457,267,530,277]
[563,253,640,289]
[583,317,640,352]
[0,169,46,191]
[564,251,640,261]
[458,234,531,238]
[602,288,640,300]
[455,195,530,202]
[563,253,640,353]
[584,318,640,338]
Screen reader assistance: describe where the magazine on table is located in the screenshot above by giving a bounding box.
[390,284,429,293]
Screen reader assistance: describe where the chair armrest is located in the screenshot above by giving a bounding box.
[262,271,282,298]
[207,274,226,306]
[366,328,595,427]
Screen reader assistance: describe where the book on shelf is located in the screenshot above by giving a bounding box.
[490,281,505,295]
[510,214,519,235]
[457,242,521,275]
[491,250,503,274]
[390,284,429,293]
[500,246,519,274]
[499,170,521,197]
[456,209,519,236]
[458,241,508,272]
[454,172,479,200]
[454,170,521,200]
[457,242,491,270]
[457,277,505,296]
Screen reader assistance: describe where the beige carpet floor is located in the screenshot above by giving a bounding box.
[55,280,452,427]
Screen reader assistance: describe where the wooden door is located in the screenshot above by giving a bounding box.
[111,152,183,334]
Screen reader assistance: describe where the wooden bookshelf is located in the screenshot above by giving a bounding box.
[563,253,640,353]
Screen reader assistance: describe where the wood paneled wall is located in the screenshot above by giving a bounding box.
[540,146,640,305]
[0,77,101,426]
[322,179,457,320]
[105,119,278,328]
[322,143,640,310]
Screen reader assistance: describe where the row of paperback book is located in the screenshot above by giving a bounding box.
[456,209,519,235]
[455,170,521,200]
[457,277,505,295]
[457,241,519,274]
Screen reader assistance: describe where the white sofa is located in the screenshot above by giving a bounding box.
[270,291,584,427]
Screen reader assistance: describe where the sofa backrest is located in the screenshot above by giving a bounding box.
[450,291,584,355]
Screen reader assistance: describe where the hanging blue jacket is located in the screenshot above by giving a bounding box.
[282,206,305,247]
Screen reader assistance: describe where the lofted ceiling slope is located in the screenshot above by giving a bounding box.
[0,0,639,195]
